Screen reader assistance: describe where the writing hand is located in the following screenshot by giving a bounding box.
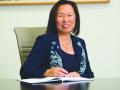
[44,67,68,77]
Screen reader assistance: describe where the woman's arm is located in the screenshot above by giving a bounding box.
[80,39,94,78]
[20,36,49,79]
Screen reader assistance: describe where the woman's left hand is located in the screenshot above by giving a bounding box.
[65,72,80,77]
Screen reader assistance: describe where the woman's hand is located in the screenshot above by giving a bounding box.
[44,67,68,77]
[65,72,80,77]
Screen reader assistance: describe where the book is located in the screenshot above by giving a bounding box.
[20,77,93,84]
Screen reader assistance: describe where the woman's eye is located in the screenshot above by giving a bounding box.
[58,15,63,17]
[59,16,63,17]
[68,15,72,16]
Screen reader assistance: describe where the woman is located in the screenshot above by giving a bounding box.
[20,0,94,79]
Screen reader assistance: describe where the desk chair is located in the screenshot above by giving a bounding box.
[14,27,46,64]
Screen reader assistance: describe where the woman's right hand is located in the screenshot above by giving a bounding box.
[44,67,68,77]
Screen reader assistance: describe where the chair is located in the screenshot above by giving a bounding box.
[14,27,46,64]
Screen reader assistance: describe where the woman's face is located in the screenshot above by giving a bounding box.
[56,4,76,35]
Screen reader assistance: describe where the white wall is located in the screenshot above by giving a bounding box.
[0,0,120,79]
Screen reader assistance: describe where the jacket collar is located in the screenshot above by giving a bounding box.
[50,33,82,60]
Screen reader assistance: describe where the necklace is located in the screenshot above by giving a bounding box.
[59,38,74,55]
[59,39,72,48]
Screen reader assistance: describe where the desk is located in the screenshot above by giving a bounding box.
[0,78,120,90]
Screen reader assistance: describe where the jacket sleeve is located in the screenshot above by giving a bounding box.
[20,36,50,79]
[80,39,94,78]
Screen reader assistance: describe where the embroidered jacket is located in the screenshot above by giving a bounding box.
[20,33,94,79]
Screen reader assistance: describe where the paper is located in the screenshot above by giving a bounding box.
[20,77,92,84]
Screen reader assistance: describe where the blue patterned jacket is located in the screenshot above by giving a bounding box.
[20,32,94,79]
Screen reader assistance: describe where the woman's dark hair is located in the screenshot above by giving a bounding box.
[46,0,80,36]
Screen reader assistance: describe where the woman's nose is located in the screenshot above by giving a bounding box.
[63,16,69,23]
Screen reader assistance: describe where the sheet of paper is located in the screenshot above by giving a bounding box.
[61,77,93,81]
[20,77,59,83]
[20,77,93,83]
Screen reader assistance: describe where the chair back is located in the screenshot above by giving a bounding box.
[14,27,46,64]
